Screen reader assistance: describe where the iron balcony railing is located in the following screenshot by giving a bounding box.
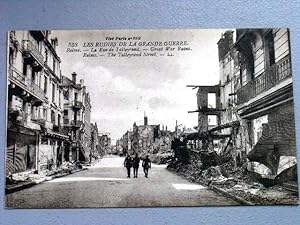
[237,54,292,104]
[9,66,46,101]
[73,100,83,109]
[71,120,83,127]
[33,118,46,126]
[22,40,44,66]
[63,119,82,128]
[63,118,70,125]
[53,124,62,132]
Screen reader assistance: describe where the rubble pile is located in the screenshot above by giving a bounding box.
[167,148,299,205]
[227,185,298,205]
[151,153,173,164]
[6,161,86,193]
[6,172,33,185]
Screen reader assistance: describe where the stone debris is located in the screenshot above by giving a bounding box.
[6,161,86,192]
[167,147,298,205]
[151,153,173,164]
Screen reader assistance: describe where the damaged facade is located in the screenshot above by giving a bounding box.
[6,31,103,177]
[90,122,100,159]
[6,31,68,175]
[62,72,86,162]
[188,29,296,186]
[119,114,176,161]
[98,134,112,155]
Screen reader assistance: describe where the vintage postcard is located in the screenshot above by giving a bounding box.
[5,28,298,208]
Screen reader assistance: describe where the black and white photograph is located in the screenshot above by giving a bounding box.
[5,28,298,208]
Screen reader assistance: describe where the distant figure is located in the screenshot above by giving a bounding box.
[132,153,140,178]
[142,155,151,178]
[124,155,132,178]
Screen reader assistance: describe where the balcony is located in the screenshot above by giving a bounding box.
[53,124,62,132]
[237,55,292,104]
[71,120,83,128]
[63,119,82,128]
[73,100,83,109]
[22,40,44,66]
[33,118,46,127]
[8,66,46,102]
[63,118,70,125]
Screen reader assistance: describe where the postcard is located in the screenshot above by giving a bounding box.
[5,28,298,208]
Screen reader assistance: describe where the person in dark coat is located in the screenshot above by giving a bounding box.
[142,155,151,178]
[132,153,140,178]
[124,155,132,178]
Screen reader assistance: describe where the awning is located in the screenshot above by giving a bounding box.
[42,130,69,140]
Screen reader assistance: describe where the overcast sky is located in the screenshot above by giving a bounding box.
[51,29,230,141]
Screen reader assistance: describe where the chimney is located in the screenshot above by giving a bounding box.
[72,72,77,83]
[80,79,84,86]
[51,37,58,50]
[217,30,234,61]
[144,111,148,126]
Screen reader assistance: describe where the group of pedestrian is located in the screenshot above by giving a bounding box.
[124,153,151,178]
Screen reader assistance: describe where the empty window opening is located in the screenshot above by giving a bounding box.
[208,115,217,126]
[208,93,216,108]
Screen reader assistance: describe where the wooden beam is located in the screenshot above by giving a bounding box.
[208,121,240,132]
[188,108,225,114]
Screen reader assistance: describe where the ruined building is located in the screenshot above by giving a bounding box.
[90,122,99,159]
[62,72,89,162]
[82,92,92,160]
[131,114,160,156]
[121,130,133,155]
[120,114,176,158]
[189,29,296,183]
[98,134,112,155]
[6,31,68,175]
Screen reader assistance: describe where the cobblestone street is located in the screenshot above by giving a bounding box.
[6,155,238,208]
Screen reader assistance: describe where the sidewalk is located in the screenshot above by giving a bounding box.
[6,166,87,194]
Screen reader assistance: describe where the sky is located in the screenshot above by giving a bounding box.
[51,29,230,142]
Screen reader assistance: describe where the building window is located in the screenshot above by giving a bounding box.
[241,68,247,86]
[23,62,27,76]
[59,90,61,106]
[38,73,42,88]
[63,89,69,100]
[208,115,217,126]
[208,93,216,108]
[52,83,55,102]
[31,70,36,84]
[38,41,42,52]
[43,108,47,120]
[44,76,48,94]
[265,32,275,67]
[53,60,56,73]
[51,110,55,124]
[58,114,61,126]
[45,49,48,63]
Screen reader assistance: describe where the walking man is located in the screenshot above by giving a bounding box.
[142,155,151,178]
[124,154,132,178]
[132,153,140,178]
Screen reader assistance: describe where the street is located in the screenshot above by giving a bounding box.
[6,155,238,208]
